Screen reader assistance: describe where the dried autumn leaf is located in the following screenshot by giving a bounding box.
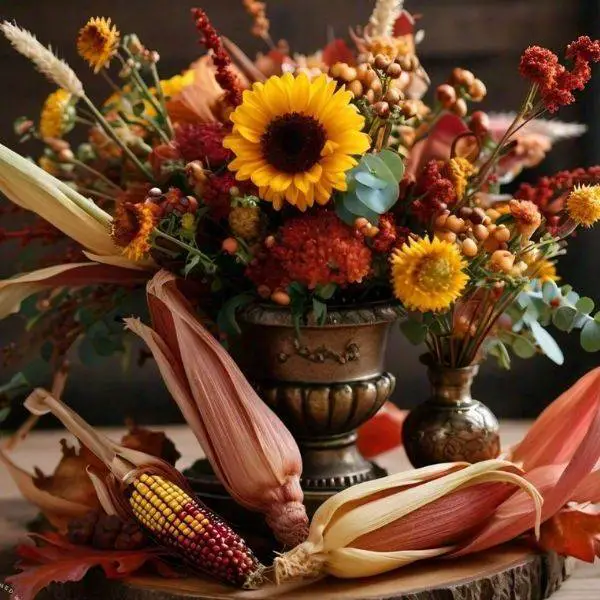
[120,421,181,466]
[538,503,600,562]
[7,533,175,600]
[357,403,406,459]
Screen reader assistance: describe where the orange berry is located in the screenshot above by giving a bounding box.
[271,290,291,306]
[222,237,239,254]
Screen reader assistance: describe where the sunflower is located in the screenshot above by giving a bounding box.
[77,17,120,73]
[112,202,159,261]
[224,73,370,211]
[566,184,600,227]
[390,236,469,313]
[39,89,75,139]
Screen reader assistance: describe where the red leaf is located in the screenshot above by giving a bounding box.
[7,533,174,600]
[538,504,600,562]
[357,403,406,459]
[322,39,356,67]
[393,11,416,37]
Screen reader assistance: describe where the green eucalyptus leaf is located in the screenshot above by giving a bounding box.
[576,297,595,315]
[377,149,404,181]
[354,171,388,189]
[315,283,337,300]
[335,194,359,225]
[581,319,600,352]
[552,306,578,332]
[399,319,428,345]
[512,336,537,359]
[342,192,381,221]
[530,320,564,365]
[0,406,11,424]
[312,298,327,325]
[0,372,29,400]
[356,181,399,214]
[216,293,255,336]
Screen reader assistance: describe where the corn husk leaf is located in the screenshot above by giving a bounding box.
[275,460,541,581]
[0,262,149,319]
[125,270,309,547]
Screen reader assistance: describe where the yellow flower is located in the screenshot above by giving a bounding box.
[158,70,195,99]
[39,89,74,139]
[447,157,477,200]
[534,259,560,283]
[77,17,120,73]
[390,237,469,313]
[566,184,600,227]
[224,73,370,211]
[38,155,60,176]
[112,202,158,261]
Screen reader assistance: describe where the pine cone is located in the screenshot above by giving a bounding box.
[67,511,148,550]
[228,205,262,240]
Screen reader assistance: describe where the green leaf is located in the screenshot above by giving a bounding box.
[542,280,560,303]
[312,298,327,325]
[552,306,578,332]
[399,319,428,345]
[75,307,96,328]
[0,372,29,399]
[132,101,146,116]
[315,283,337,300]
[581,319,600,352]
[487,340,511,369]
[576,297,595,315]
[530,320,564,365]
[183,254,201,277]
[512,336,537,359]
[92,335,124,357]
[354,171,388,189]
[0,406,11,424]
[594,312,600,324]
[216,293,255,336]
[377,149,404,181]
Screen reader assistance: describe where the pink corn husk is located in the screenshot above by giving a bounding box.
[125,270,308,547]
[453,366,600,556]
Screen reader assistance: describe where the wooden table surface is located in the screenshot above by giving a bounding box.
[0,422,597,599]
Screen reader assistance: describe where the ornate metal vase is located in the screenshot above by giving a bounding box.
[234,303,399,510]
[402,361,501,468]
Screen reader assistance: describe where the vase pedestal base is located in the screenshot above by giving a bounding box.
[47,542,572,600]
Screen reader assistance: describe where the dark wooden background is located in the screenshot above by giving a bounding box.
[0,0,599,427]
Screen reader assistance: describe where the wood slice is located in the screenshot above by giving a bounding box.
[47,542,572,600]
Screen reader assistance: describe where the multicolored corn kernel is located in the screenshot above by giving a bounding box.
[128,473,261,587]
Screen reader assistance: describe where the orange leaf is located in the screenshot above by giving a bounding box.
[538,504,600,562]
[7,533,176,600]
[357,403,406,459]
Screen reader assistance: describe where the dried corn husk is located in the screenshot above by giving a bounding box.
[125,270,308,547]
[275,460,541,581]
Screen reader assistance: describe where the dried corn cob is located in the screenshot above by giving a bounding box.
[24,389,264,588]
[128,472,260,586]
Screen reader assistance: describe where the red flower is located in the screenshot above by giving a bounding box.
[175,122,233,166]
[566,36,600,63]
[411,161,457,224]
[247,211,373,291]
[519,46,560,88]
[203,172,255,219]
[371,214,410,253]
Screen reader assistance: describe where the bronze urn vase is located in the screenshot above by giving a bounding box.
[234,303,399,511]
[402,359,501,468]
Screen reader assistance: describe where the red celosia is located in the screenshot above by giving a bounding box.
[371,214,410,253]
[247,211,373,291]
[411,161,457,224]
[174,122,233,166]
[203,172,255,220]
[515,166,600,233]
[191,8,243,107]
[520,37,600,113]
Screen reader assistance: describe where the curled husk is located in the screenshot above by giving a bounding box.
[275,460,542,581]
[125,270,308,547]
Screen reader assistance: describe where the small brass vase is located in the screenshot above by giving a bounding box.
[402,361,500,468]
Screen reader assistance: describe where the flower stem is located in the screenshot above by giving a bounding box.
[149,62,174,138]
[69,158,124,192]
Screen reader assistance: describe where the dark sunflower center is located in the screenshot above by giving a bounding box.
[261,112,326,174]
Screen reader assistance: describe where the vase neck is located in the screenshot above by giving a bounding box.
[427,365,479,405]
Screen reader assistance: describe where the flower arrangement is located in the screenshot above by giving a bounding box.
[1,2,600,598]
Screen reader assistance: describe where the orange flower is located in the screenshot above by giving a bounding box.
[112,202,159,261]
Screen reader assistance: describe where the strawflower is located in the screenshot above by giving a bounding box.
[112,202,160,261]
[77,17,120,73]
[39,89,75,139]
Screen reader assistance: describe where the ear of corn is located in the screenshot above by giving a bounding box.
[128,472,261,587]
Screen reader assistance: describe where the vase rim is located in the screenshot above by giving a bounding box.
[420,354,480,374]
[240,301,402,328]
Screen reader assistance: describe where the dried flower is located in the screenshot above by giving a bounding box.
[412,161,457,224]
[446,157,477,200]
[371,214,410,253]
[229,203,262,240]
[247,211,373,290]
[191,8,243,107]
[1,21,84,97]
[509,199,542,241]
[39,89,75,139]
[533,259,560,283]
[112,202,159,261]
[368,0,405,37]
[519,46,560,88]
[174,122,233,166]
[243,0,270,40]
[77,17,120,73]
[390,236,469,313]
[566,184,600,227]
